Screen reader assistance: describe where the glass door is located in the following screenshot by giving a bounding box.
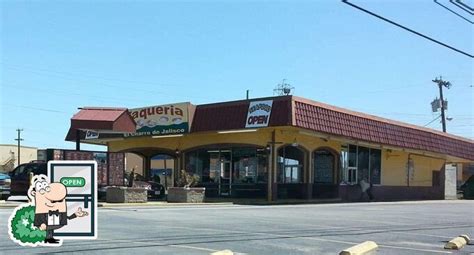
[219,150,232,196]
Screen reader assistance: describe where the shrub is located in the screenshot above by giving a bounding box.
[177,170,200,188]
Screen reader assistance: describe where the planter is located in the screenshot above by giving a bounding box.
[167,187,206,203]
[106,186,147,203]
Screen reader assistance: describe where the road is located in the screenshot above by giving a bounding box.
[1,200,473,254]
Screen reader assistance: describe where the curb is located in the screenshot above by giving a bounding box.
[340,241,378,255]
[2,201,234,209]
[0,201,24,208]
[98,202,234,208]
[0,204,20,208]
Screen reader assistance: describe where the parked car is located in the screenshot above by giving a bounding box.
[8,161,47,198]
[460,175,474,199]
[133,181,165,200]
[0,173,11,200]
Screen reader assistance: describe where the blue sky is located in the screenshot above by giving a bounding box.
[1,0,472,151]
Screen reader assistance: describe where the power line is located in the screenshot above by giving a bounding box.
[342,0,474,58]
[450,0,474,15]
[0,82,146,105]
[456,0,474,11]
[434,0,473,24]
[2,104,70,114]
[1,63,177,88]
[424,115,442,126]
[1,66,225,102]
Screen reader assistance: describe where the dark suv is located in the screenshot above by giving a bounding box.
[7,161,47,199]
[460,175,474,199]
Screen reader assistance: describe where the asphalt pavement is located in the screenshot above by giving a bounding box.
[1,200,473,254]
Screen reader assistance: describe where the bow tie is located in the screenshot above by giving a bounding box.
[48,210,59,216]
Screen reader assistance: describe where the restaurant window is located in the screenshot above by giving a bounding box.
[358,146,370,182]
[313,149,335,184]
[232,148,257,184]
[370,149,381,184]
[256,148,268,183]
[341,145,381,185]
[277,146,304,183]
[342,145,358,184]
[184,147,267,185]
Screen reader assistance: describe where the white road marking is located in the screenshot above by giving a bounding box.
[391,231,453,239]
[127,224,454,254]
[3,202,468,254]
[169,244,220,252]
[128,239,220,252]
[378,244,452,254]
[251,233,453,254]
[81,236,247,254]
[170,244,247,255]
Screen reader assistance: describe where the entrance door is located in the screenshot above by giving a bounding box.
[284,165,302,183]
[219,150,232,196]
[313,149,338,198]
[219,161,232,196]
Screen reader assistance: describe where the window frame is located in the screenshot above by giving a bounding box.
[277,146,304,184]
[313,149,336,184]
[341,144,382,185]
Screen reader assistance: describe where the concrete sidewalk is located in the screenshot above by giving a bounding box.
[0,197,342,208]
[0,199,233,208]
[0,200,25,208]
[2,198,467,208]
[98,201,233,208]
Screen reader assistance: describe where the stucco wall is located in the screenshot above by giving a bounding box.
[125,153,144,175]
[381,150,445,187]
[110,130,268,153]
[109,127,451,189]
[0,144,37,171]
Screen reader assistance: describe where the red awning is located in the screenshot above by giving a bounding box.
[65,107,136,141]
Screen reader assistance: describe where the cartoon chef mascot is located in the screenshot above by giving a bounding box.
[8,175,88,246]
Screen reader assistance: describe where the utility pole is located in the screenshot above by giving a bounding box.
[432,76,451,132]
[14,129,24,166]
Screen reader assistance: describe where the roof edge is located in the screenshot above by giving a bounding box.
[80,107,129,111]
[0,144,38,149]
[196,95,292,108]
[292,96,473,144]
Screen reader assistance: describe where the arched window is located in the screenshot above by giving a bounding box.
[277,146,304,183]
[313,149,335,184]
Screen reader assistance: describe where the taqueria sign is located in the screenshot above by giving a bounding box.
[125,103,193,137]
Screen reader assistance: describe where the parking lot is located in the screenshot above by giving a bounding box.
[1,200,473,254]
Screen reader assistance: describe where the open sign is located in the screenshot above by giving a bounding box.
[60,177,86,187]
[245,100,273,128]
[247,115,269,125]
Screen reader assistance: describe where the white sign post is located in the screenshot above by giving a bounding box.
[444,163,457,200]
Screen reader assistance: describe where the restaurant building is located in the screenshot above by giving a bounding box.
[66,96,474,201]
